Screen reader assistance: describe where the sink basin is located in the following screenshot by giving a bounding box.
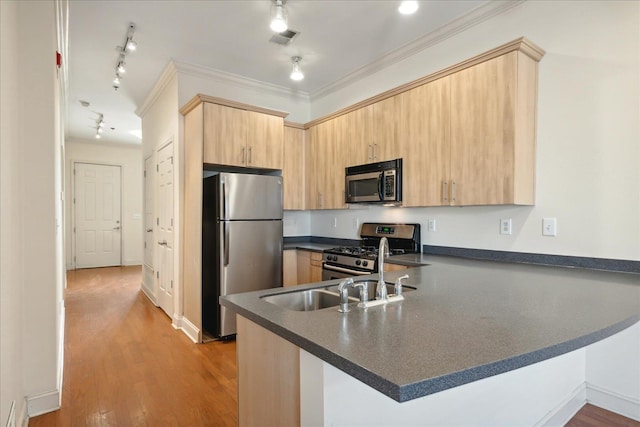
[325,280,415,300]
[262,289,353,311]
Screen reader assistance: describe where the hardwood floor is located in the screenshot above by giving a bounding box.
[29,266,237,426]
[29,266,639,426]
[567,404,640,427]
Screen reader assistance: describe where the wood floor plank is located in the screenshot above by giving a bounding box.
[29,266,238,426]
[567,403,640,427]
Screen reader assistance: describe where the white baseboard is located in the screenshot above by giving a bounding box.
[537,383,586,427]
[140,282,158,306]
[174,315,200,343]
[123,259,142,266]
[26,390,60,417]
[587,382,640,421]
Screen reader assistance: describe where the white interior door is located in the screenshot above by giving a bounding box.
[157,143,174,317]
[74,162,122,268]
[144,156,154,269]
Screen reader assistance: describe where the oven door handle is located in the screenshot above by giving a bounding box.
[323,264,372,276]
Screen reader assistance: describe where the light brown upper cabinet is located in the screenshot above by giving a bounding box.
[398,77,451,207]
[448,51,538,206]
[283,125,305,210]
[346,96,400,167]
[201,100,284,170]
[306,117,348,210]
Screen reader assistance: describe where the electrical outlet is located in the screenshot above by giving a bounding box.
[353,218,360,230]
[427,219,436,232]
[333,217,337,228]
[500,218,512,235]
[543,218,557,236]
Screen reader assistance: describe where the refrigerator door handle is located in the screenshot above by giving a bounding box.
[224,222,230,266]
[221,179,229,220]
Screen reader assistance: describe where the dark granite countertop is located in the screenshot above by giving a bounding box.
[283,243,335,252]
[221,256,640,402]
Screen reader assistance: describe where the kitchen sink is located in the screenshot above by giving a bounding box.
[261,289,355,311]
[325,280,416,299]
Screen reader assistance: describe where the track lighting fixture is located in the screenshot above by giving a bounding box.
[270,0,288,33]
[95,114,104,139]
[112,23,137,90]
[290,56,304,81]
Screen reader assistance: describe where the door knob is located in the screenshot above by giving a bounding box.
[158,240,167,246]
[113,226,121,230]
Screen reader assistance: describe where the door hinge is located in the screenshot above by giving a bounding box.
[157,218,159,225]
[73,198,75,204]
[73,169,76,175]
[144,241,146,249]
[74,256,76,262]
[170,157,173,165]
[73,227,76,233]
[156,271,159,279]
[170,218,173,227]
[156,164,159,172]
[144,170,146,178]
[170,279,173,289]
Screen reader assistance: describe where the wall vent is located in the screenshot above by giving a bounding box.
[269,29,299,46]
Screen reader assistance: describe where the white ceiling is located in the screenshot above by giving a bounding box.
[67,0,495,145]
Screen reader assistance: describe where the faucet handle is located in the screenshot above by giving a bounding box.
[338,278,354,313]
[394,274,409,296]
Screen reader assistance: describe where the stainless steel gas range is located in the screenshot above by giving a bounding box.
[321,223,421,281]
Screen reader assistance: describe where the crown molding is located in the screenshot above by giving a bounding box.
[135,61,178,117]
[172,60,310,103]
[310,0,527,102]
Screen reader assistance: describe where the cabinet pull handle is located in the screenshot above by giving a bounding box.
[242,147,246,164]
[442,181,448,202]
[451,180,456,203]
[373,143,377,160]
[368,144,372,160]
[318,192,323,208]
[248,146,252,164]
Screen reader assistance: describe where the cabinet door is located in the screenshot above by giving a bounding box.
[305,125,320,209]
[309,252,323,283]
[203,103,246,166]
[283,249,298,287]
[296,250,311,284]
[246,111,284,170]
[398,77,451,207]
[345,107,372,166]
[283,127,305,210]
[306,120,347,210]
[450,53,517,205]
[371,96,400,162]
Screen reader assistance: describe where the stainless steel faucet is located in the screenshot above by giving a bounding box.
[338,278,354,312]
[376,237,390,300]
[394,274,409,296]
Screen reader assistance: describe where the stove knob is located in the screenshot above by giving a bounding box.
[331,255,337,261]
[355,260,361,266]
[362,261,368,267]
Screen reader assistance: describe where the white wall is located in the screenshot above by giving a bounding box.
[64,139,143,268]
[0,0,26,424]
[0,0,66,420]
[306,1,640,261]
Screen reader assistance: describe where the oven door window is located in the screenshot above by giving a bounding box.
[346,172,381,202]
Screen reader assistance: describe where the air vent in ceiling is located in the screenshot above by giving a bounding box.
[269,29,299,46]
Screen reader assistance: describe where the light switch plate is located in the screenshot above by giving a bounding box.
[427,219,436,232]
[543,218,557,236]
[500,218,512,235]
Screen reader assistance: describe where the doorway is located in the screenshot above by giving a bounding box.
[156,141,175,318]
[73,162,122,268]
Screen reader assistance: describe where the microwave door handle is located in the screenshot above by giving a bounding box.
[378,172,385,200]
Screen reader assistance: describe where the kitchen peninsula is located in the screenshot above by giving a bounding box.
[222,256,640,426]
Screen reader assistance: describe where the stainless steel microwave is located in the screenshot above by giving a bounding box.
[345,159,402,204]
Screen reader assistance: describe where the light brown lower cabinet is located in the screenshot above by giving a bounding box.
[384,263,409,272]
[296,250,323,284]
[283,249,298,287]
[237,315,300,427]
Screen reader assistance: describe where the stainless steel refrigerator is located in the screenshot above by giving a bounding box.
[202,172,283,339]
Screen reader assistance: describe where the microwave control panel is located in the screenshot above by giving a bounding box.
[383,170,396,198]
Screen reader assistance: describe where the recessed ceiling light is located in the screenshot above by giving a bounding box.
[398,1,419,15]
